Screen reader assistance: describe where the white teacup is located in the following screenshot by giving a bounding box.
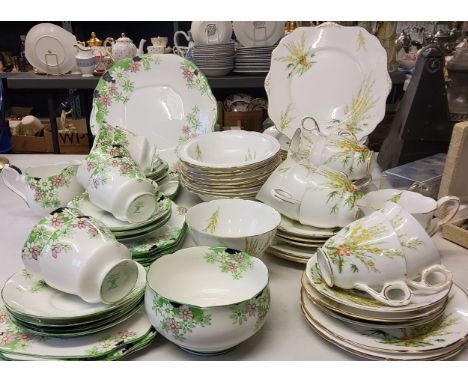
[151,36,168,47]
[87,156,157,223]
[357,189,460,235]
[94,124,156,175]
[381,202,452,292]
[147,45,165,54]
[317,211,413,306]
[24,209,138,304]
[267,164,363,228]
[1,161,84,216]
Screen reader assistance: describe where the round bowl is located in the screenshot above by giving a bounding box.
[145,246,270,354]
[186,199,281,257]
[177,130,280,169]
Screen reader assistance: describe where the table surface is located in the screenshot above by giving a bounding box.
[1,154,467,361]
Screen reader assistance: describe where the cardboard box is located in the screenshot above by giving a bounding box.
[45,118,91,154]
[442,218,468,249]
[5,106,34,121]
[223,110,264,132]
[10,117,50,154]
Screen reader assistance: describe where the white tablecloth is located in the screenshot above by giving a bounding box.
[1,154,467,361]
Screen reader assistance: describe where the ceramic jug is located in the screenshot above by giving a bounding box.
[74,44,96,77]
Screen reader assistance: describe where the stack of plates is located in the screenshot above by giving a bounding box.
[1,264,147,339]
[146,157,169,183]
[177,130,282,201]
[266,216,338,264]
[123,202,188,267]
[234,45,276,74]
[192,42,235,77]
[299,255,468,360]
[68,191,172,245]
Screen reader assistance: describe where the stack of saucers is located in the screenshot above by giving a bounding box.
[177,130,282,201]
[234,45,276,74]
[69,190,172,245]
[299,255,468,360]
[146,156,169,183]
[266,215,338,264]
[192,42,235,77]
[0,264,149,340]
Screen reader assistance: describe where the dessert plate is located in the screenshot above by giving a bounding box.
[1,264,146,321]
[267,23,390,141]
[25,23,77,75]
[90,54,217,167]
[233,21,284,47]
[191,22,233,45]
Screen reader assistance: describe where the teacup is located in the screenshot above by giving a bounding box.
[147,45,165,54]
[23,208,139,304]
[93,124,156,174]
[266,163,363,228]
[317,210,413,306]
[151,36,168,47]
[357,189,460,235]
[1,161,84,216]
[381,202,452,292]
[87,155,157,223]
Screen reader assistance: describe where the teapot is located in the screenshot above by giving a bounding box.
[104,33,146,63]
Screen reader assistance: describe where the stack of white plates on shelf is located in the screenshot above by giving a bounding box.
[192,42,235,77]
[0,265,156,360]
[300,255,468,360]
[234,45,276,74]
[177,130,282,201]
[266,216,338,264]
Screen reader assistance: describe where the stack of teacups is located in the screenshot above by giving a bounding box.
[297,201,467,360]
[192,42,235,76]
[177,130,282,201]
[77,124,159,224]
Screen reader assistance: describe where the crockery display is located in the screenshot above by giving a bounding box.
[267,23,390,142]
[233,21,284,47]
[357,189,460,235]
[90,54,217,167]
[145,246,270,354]
[191,22,233,45]
[192,42,235,77]
[1,161,84,216]
[186,199,280,257]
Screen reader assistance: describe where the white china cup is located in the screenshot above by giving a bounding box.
[145,246,270,354]
[265,163,363,228]
[93,124,156,175]
[26,210,139,304]
[381,201,452,293]
[151,36,168,47]
[186,199,281,258]
[147,46,165,54]
[357,189,460,236]
[87,155,157,223]
[316,210,413,306]
[1,161,84,216]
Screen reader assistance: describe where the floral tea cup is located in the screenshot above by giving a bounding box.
[1,161,84,216]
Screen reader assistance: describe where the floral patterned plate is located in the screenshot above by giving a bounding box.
[306,255,450,314]
[0,305,153,359]
[1,264,146,322]
[267,23,390,142]
[90,54,217,167]
[300,289,467,360]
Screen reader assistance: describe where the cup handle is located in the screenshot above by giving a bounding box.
[353,281,413,306]
[301,116,321,133]
[271,188,301,205]
[407,264,452,292]
[1,164,28,204]
[173,31,189,51]
[428,195,461,235]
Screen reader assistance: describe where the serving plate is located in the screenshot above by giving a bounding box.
[90,54,217,167]
[267,23,390,141]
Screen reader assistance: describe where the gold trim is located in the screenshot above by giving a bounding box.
[276,231,327,244]
[300,288,468,354]
[276,236,322,249]
[266,249,309,264]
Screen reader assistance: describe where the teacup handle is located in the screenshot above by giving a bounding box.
[271,188,301,205]
[407,264,452,292]
[1,164,28,205]
[301,116,321,133]
[174,31,190,51]
[353,281,413,307]
[428,196,461,235]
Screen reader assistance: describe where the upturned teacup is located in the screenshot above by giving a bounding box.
[87,155,157,223]
[317,210,413,306]
[22,207,139,304]
[1,161,84,216]
[357,189,460,236]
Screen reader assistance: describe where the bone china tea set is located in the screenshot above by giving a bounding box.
[1,22,466,361]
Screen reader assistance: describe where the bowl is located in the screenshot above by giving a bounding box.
[186,199,281,257]
[177,130,280,169]
[145,246,270,354]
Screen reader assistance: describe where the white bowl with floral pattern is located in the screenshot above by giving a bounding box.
[186,199,280,258]
[145,246,270,354]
